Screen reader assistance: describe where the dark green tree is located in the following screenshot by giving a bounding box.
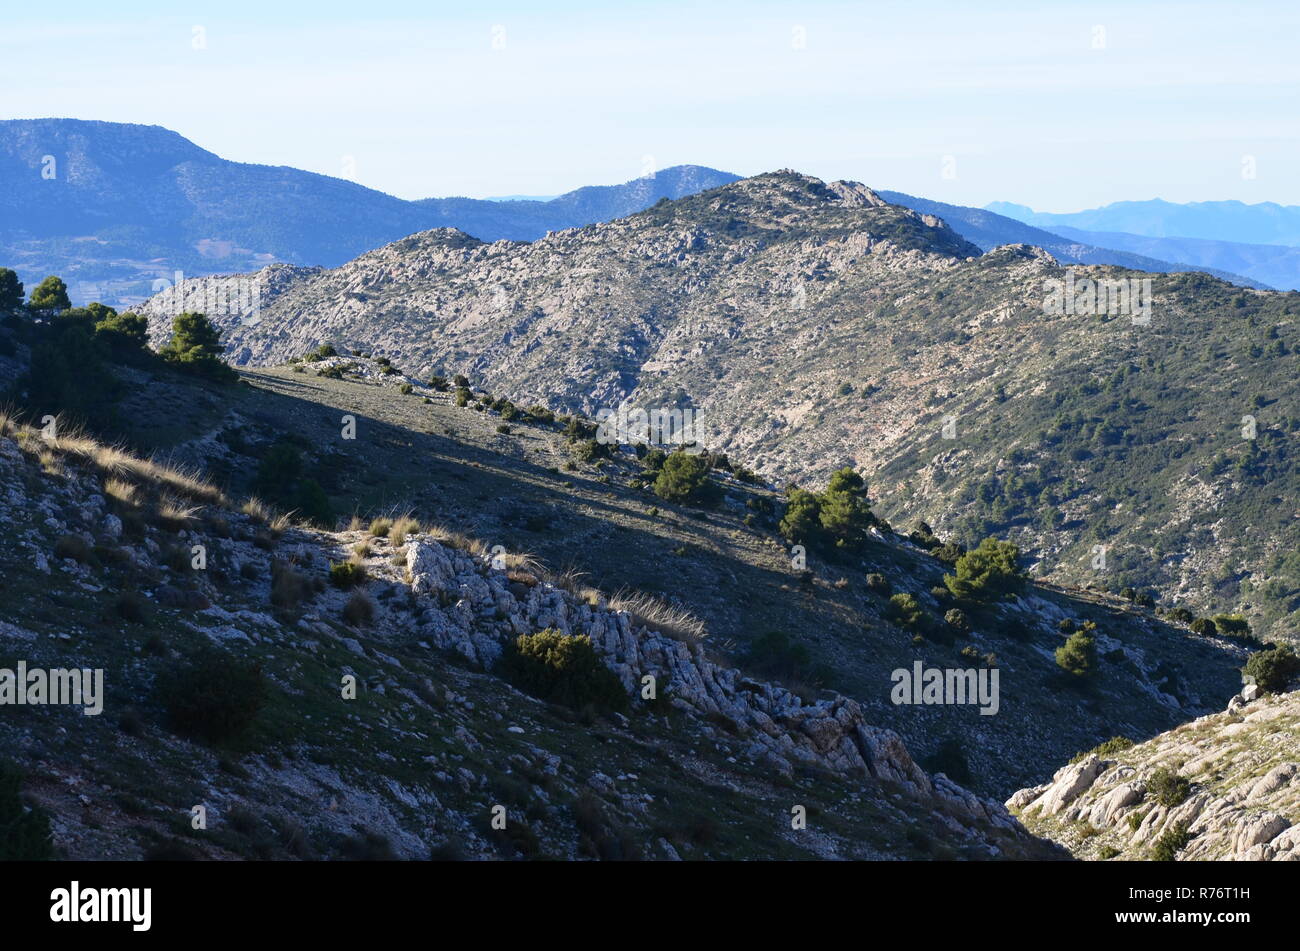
[0,268,23,313]
[653,450,717,505]
[28,275,70,313]
[159,312,236,381]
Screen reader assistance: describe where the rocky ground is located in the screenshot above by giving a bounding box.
[0,414,1062,860]
[1009,684,1300,860]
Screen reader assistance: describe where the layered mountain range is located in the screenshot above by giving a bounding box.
[139,171,1300,642]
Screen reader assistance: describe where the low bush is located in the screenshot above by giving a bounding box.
[498,629,628,713]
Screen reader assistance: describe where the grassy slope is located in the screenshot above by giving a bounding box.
[106,361,1249,799]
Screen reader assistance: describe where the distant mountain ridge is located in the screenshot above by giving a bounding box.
[0,118,738,306]
[138,170,1300,641]
[987,197,1300,246]
[879,191,1271,289]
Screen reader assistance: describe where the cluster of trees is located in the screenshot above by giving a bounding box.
[1,267,238,430]
[778,468,879,554]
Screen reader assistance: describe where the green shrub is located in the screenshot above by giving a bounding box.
[329,560,367,589]
[1243,646,1300,694]
[1212,614,1252,639]
[652,450,718,506]
[1148,766,1191,807]
[944,608,970,632]
[865,572,892,595]
[1190,617,1216,635]
[1151,821,1190,861]
[398,382,413,395]
[1055,631,1097,678]
[305,343,337,362]
[1070,736,1134,764]
[498,629,628,713]
[943,537,1024,601]
[155,650,266,745]
[454,387,471,407]
[745,630,814,682]
[0,760,53,860]
[889,593,926,632]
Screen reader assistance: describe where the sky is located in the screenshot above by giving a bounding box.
[3,0,1297,210]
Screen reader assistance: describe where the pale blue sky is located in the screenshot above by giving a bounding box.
[3,1,1297,209]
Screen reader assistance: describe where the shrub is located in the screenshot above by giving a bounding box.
[329,560,367,589]
[305,343,337,362]
[1055,631,1097,678]
[944,608,970,632]
[498,629,628,713]
[454,387,471,407]
[817,468,875,551]
[865,572,892,595]
[368,517,393,538]
[398,382,413,395]
[1147,766,1191,807]
[1243,646,1300,694]
[1070,736,1134,764]
[52,533,93,563]
[1190,617,1216,636]
[745,630,814,682]
[342,591,376,627]
[652,450,718,506]
[155,650,266,744]
[428,374,449,391]
[943,537,1024,601]
[0,760,53,860]
[887,593,929,635]
[1212,614,1252,638]
[1151,821,1190,861]
[270,559,312,610]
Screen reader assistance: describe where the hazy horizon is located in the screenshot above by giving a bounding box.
[4,0,1297,209]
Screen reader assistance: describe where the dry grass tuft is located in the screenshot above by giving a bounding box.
[608,588,708,642]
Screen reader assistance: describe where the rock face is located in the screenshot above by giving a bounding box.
[1008,688,1300,860]
[401,539,1018,839]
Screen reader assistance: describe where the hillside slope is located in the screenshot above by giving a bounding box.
[139,172,1300,641]
[0,411,1060,860]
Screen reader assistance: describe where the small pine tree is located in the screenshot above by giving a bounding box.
[28,275,70,313]
[159,312,236,381]
[1056,630,1097,678]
